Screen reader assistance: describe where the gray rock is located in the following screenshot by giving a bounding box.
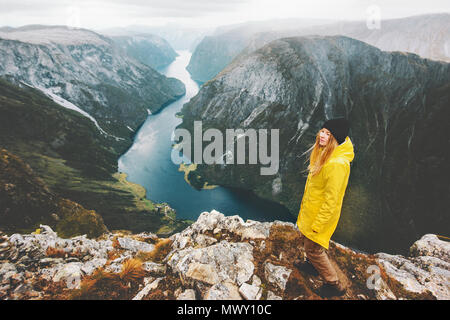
[52,262,84,289]
[117,237,154,253]
[81,258,107,276]
[373,278,397,300]
[194,234,218,247]
[170,211,271,247]
[176,288,197,300]
[251,274,262,287]
[204,281,242,300]
[142,262,167,276]
[376,247,450,300]
[410,234,450,263]
[239,282,262,300]
[132,277,163,300]
[168,240,254,287]
[185,262,220,285]
[0,262,18,283]
[264,262,292,292]
[266,290,283,300]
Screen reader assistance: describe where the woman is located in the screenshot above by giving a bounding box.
[296,117,354,297]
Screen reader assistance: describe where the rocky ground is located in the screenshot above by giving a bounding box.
[0,210,448,300]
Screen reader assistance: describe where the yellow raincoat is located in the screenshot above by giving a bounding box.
[297,136,354,249]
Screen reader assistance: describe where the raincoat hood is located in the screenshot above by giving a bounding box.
[330,136,354,164]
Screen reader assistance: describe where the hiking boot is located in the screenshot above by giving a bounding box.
[294,258,320,277]
[318,280,347,298]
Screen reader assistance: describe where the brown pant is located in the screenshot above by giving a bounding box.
[302,234,339,284]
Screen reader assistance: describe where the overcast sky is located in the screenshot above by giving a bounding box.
[0,0,449,30]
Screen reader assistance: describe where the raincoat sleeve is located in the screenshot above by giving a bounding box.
[311,162,347,233]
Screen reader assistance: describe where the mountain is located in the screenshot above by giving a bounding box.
[0,148,108,238]
[0,210,447,300]
[0,25,185,144]
[0,78,191,237]
[100,23,212,52]
[238,13,450,61]
[176,35,450,255]
[188,13,450,83]
[187,18,334,83]
[108,33,178,70]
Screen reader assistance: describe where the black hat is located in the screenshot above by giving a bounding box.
[322,118,350,144]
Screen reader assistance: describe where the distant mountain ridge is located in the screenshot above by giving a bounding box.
[187,13,450,83]
[109,33,178,70]
[100,24,212,51]
[187,17,334,83]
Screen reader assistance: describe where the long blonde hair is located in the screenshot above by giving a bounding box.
[301,129,339,177]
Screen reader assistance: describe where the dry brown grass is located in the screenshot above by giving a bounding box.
[69,258,147,300]
[112,237,121,250]
[107,249,121,261]
[136,238,173,263]
[46,247,66,258]
[119,258,145,283]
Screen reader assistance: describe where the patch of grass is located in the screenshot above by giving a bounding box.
[119,258,146,283]
[55,199,109,238]
[45,247,66,259]
[70,258,147,300]
[111,173,155,211]
[328,242,378,299]
[136,238,173,263]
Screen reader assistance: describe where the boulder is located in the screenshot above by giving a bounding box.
[168,240,254,287]
[117,237,154,253]
[132,277,163,300]
[264,261,292,292]
[239,282,262,300]
[52,262,83,289]
[204,281,242,300]
[376,235,450,300]
[176,288,197,300]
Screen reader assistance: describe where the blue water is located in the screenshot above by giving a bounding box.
[118,50,295,223]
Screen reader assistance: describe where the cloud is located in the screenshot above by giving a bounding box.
[0,0,250,18]
[0,0,448,29]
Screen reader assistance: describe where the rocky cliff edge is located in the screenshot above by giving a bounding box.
[0,210,448,300]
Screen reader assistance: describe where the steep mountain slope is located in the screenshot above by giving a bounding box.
[187,18,332,83]
[0,148,108,238]
[0,78,191,236]
[0,25,185,142]
[188,13,450,83]
[110,33,178,70]
[176,35,450,254]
